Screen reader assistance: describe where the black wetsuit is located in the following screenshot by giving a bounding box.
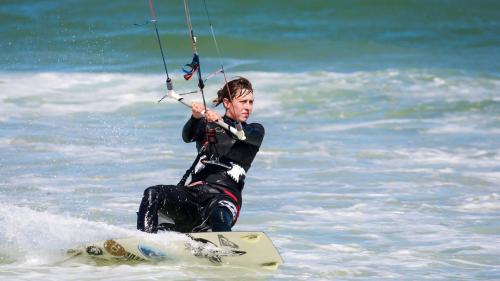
[137,115,264,233]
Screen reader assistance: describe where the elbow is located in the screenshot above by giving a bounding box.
[182,133,191,143]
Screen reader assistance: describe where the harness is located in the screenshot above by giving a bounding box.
[177,124,242,187]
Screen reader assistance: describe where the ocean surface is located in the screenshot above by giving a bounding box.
[1,0,499,280]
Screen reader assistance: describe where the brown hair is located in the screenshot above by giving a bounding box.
[213,77,253,106]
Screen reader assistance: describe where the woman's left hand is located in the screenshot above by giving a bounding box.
[205,109,221,123]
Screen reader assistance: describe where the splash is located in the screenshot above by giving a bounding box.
[0,204,135,265]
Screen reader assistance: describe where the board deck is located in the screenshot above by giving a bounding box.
[66,231,283,270]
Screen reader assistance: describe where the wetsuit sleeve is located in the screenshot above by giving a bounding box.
[182,116,206,143]
[243,123,265,147]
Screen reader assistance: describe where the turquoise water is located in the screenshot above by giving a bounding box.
[2,0,499,72]
[1,1,499,280]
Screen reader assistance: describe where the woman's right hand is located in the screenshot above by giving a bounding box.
[192,103,221,122]
[191,103,205,119]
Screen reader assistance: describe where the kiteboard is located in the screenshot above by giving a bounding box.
[65,231,283,270]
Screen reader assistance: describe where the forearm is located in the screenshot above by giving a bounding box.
[182,116,205,142]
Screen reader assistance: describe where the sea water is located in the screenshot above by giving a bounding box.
[1,1,499,280]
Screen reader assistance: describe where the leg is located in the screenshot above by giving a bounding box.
[137,185,199,233]
[209,206,234,232]
[137,185,164,233]
[191,187,239,233]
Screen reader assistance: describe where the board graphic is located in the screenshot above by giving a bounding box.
[66,231,283,270]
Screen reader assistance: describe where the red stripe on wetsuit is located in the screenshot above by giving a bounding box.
[188,181,241,220]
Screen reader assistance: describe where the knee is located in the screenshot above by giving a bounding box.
[143,185,161,198]
[210,207,233,232]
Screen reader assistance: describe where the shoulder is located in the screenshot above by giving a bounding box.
[246,122,265,134]
[241,122,265,147]
[247,122,264,129]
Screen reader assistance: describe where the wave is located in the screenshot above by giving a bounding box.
[0,204,132,264]
[460,193,500,212]
[1,70,498,145]
[0,204,193,266]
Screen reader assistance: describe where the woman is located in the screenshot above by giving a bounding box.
[137,77,264,233]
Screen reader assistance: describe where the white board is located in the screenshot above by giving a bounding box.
[66,231,283,270]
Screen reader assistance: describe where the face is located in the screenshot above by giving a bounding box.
[223,89,254,122]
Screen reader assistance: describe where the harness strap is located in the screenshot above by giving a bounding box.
[177,145,206,186]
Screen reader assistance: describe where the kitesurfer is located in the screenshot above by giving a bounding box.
[137,77,264,233]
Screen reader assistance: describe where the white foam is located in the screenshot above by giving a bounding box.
[0,71,283,121]
[318,243,367,254]
[1,69,498,123]
[0,203,191,266]
[0,204,131,264]
[0,72,181,120]
[313,119,412,132]
[460,193,500,211]
[377,147,500,169]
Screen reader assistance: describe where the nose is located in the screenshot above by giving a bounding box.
[243,101,252,110]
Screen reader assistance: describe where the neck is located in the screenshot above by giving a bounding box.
[224,114,236,121]
[225,115,246,124]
